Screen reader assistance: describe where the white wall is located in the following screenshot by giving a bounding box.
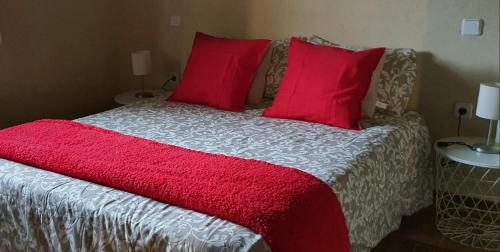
[119,0,499,141]
[1,0,499,142]
[0,0,119,128]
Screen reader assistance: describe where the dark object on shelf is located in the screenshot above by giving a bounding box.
[436,141,474,150]
[134,91,154,98]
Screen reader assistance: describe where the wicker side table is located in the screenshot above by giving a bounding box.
[435,137,500,250]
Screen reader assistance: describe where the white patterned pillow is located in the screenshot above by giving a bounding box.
[306,36,417,116]
[264,37,307,99]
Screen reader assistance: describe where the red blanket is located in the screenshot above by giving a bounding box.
[0,119,350,252]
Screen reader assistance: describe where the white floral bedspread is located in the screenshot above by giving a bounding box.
[0,98,433,252]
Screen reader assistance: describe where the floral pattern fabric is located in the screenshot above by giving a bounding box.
[263,37,306,99]
[264,39,291,99]
[0,98,433,252]
[376,48,417,116]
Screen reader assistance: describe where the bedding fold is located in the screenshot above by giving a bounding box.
[0,119,350,252]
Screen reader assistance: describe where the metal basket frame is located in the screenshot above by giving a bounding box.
[435,155,500,250]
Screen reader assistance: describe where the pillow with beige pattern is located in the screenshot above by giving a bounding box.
[263,37,308,99]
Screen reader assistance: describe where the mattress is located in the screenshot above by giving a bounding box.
[0,98,433,252]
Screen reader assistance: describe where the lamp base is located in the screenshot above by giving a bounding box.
[472,144,500,154]
[134,91,154,98]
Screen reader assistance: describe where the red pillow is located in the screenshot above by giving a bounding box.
[263,38,385,130]
[169,32,270,111]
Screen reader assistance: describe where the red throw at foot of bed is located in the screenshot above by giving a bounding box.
[0,119,350,252]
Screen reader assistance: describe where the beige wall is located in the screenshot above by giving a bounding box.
[1,0,499,142]
[123,0,499,141]
[0,0,119,128]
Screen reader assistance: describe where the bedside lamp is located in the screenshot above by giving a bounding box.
[473,82,500,154]
[131,50,153,98]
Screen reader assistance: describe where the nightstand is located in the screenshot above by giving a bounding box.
[114,90,171,105]
[434,137,500,251]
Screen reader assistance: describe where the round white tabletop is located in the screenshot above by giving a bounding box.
[114,90,170,105]
[434,137,500,169]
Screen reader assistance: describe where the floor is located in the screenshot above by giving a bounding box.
[373,206,494,252]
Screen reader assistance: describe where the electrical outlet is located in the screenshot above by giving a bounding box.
[454,102,473,119]
[170,16,181,27]
[167,72,179,84]
[161,72,179,91]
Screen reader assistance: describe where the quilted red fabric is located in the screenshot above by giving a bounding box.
[169,32,271,111]
[0,119,350,252]
[263,38,385,130]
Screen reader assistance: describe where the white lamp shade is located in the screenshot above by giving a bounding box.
[131,50,152,76]
[476,82,500,120]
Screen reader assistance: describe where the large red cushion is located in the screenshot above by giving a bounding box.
[263,38,385,129]
[169,32,270,111]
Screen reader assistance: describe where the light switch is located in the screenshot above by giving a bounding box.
[461,18,483,36]
[170,16,181,27]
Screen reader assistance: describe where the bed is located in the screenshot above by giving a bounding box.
[0,96,433,252]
